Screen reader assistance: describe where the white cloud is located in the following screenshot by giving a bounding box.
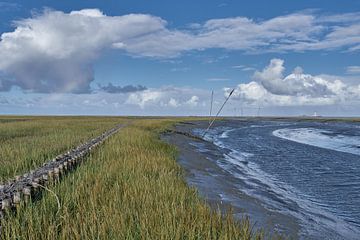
[126,89,163,108]
[70,9,105,17]
[253,59,338,97]
[0,9,165,93]
[0,79,358,116]
[168,98,179,107]
[0,9,360,94]
[0,2,21,11]
[186,96,199,107]
[346,66,360,74]
[231,65,256,72]
[207,78,230,82]
[228,59,360,107]
[232,65,245,69]
[126,87,205,109]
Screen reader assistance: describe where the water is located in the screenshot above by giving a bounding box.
[192,120,360,239]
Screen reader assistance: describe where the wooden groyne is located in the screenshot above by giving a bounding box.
[164,129,205,142]
[0,124,123,216]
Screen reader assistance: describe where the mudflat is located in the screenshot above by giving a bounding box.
[162,120,301,239]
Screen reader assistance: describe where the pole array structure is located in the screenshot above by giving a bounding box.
[202,88,235,138]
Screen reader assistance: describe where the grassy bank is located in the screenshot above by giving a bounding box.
[1,118,263,239]
[0,116,123,181]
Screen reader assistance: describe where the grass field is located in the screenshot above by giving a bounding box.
[0,117,264,239]
[0,116,123,181]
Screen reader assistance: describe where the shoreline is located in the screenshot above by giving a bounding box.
[162,120,301,239]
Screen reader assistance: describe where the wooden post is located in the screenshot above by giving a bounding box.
[42,173,49,184]
[64,161,68,171]
[48,169,54,182]
[31,180,40,197]
[59,164,64,176]
[1,198,10,214]
[13,191,21,208]
[54,168,60,181]
[23,187,31,203]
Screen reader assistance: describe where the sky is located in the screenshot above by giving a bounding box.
[0,0,359,116]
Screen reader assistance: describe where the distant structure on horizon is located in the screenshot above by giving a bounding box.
[300,112,322,118]
[313,111,321,117]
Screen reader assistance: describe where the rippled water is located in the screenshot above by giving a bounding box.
[193,120,360,240]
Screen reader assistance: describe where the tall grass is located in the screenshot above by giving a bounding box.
[0,116,123,181]
[1,117,264,239]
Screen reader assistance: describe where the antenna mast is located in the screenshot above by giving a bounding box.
[209,90,214,123]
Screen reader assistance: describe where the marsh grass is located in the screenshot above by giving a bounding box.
[1,117,265,239]
[0,116,122,181]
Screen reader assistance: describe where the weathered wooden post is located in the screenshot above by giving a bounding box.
[1,198,10,211]
[42,173,49,185]
[54,167,60,181]
[48,169,54,182]
[13,191,21,209]
[64,161,68,171]
[59,164,64,177]
[23,187,31,203]
[31,179,40,197]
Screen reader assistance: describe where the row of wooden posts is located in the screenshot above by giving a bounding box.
[0,124,123,217]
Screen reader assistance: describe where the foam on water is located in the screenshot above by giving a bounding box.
[273,128,360,156]
[192,121,360,239]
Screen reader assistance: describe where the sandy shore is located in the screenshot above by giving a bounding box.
[162,120,301,239]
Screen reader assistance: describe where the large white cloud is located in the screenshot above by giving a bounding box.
[0,9,165,93]
[0,9,360,93]
[227,59,360,106]
[253,59,340,97]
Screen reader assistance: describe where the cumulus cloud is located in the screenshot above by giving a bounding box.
[168,98,180,107]
[126,87,205,109]
[253,59,337,97]
[97,83,147,93]
[228,59,360,106]
[0,9,165,93]
[186,95,199,107]
[0,9,359,94]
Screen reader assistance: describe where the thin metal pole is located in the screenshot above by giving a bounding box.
[202,88,235,138]
[209,90,214,124]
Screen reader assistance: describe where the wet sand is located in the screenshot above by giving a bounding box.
[162,120,300,239]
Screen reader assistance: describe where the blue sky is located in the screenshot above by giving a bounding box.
[0,0,359,116]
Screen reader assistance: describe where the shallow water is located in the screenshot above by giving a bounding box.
[193,120,360,240]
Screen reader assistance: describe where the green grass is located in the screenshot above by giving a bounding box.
[0,117,265,239]
[0,116,123,181]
